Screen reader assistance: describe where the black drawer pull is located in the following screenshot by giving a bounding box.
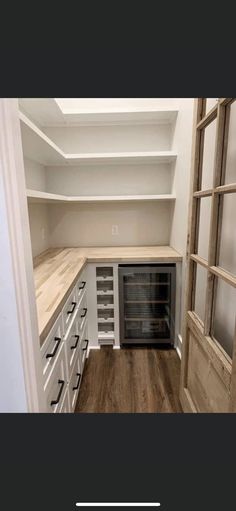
[82,339,89,351]
[80,307,87,318]
[46,337,61,359]
[73,373,81,391]
[50,379,65,406]
[71,334,80,350]
[67,302,76,315]
[79,281,86,290]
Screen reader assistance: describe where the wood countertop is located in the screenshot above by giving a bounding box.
[33,246,182,346]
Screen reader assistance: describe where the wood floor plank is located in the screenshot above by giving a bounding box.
[75,347,182,413]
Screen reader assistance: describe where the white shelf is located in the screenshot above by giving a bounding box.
[65,151,177,166]
[98,318,115,324]
[97,304,114,310]
[98,332,115,339]
[20,112,64,165]
[96,290,114,296]
[20,112,177,166]
[96,276,114,281]
[19,99,178,127]
[26,189,176,204]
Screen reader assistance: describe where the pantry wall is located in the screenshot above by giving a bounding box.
[23,98,194,349]
[1,98,196,412]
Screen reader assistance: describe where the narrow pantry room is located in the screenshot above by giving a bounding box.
[0,98,235,413]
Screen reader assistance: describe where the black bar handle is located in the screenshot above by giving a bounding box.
[46,337,61,359]
[50,379,65,406]
[71,334,80,350]
[82,339,89,351]
[67,301,76,315]
[80,307,87,318]
[79,281,86,290]
[73,373,81,391]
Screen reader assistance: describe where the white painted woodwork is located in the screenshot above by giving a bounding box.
[19,98,178,127]
[0,99,46,413]
[170,98,195,339]
[20,109,177,166]
[27,189,176,203]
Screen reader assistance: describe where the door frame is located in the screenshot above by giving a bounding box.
[180,98,236,412]
[0,99,46,412]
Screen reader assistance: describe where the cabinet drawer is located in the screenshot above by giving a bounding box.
[79,320,89,373]
[77,293,88,332]
[62,287,77,336]
[65,309,81,381]
[68,354,82,412]
[45,348,67,413]
[76,270,87,302]
[59,389,70,413]
[41,315,63,386]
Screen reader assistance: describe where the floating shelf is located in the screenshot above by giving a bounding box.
[26,189,176,204]
[20,112,177,166]
[19,98,178,127]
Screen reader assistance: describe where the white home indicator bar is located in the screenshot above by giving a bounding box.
[76,504,161,507]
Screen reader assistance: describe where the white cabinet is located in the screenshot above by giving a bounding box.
[44,346,67,413]
[41,315,63,386]
[68,353,82,412]
[60,388,70,413]
[42,267,88,413]
[86,263,119,348]
[62,287,78,335]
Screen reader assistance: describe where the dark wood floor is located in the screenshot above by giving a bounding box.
[75,346,182,413]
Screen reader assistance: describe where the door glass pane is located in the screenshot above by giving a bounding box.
[197,197,211,260]
[212,278,236,359]
[218,193,236,276]
[200,119,217,191]
[206,98,218,113]
[194,264,207,323]
[224,100,236,184]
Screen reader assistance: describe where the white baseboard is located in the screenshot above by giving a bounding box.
[113,345,120,349]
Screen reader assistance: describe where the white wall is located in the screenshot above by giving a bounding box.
[24,158,46,191]
[43,111,176,250]
[46,164,173,196]
[24,159,51,257]
[44,124,173,153]
[48,201,174,247]
[28,203,50,257]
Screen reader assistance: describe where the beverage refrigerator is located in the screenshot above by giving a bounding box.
[118,264,176,345]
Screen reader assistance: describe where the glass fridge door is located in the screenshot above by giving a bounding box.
[119,266,175,344]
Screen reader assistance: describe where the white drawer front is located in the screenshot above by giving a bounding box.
[41,315,63,386]
[62,287,77,336]
[45,348,67,413]
[64,309,81,381]
[79,321,89,374]
[68,354,82,412]
[76,270,87,302]
[59,389,70,413]
[77,293,88,333]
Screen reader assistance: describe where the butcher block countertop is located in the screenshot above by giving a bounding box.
[33,246,182,346]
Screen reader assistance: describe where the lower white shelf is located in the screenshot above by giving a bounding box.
[98,332,115,339]
[26,189,176,203]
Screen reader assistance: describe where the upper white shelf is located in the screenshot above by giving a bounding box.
[27,189,176,204]
[20,112,177,166]
[19,98,178,127]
